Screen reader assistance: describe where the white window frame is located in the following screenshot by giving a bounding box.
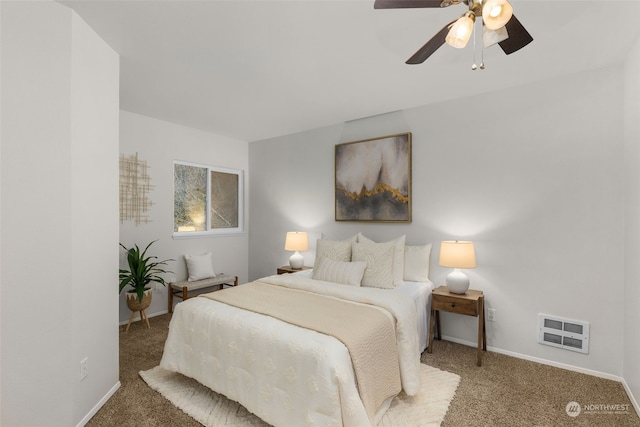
[173,160,245,238]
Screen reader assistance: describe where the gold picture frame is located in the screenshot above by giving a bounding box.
[335,132,411,222]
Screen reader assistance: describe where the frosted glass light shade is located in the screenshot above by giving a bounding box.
[483,24,509,48]
[445,14,475,49]
[482,0,513,30]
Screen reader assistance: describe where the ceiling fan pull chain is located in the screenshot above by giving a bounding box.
[471,19,478,70]
[480,31,486,70]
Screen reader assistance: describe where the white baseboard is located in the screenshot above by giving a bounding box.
[119,309,169,326]
[75,381,121,427]
[622,378,640,419]
[439,334,640,418]
[440,334,622,380]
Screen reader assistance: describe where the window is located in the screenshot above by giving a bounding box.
[174,161,244,237]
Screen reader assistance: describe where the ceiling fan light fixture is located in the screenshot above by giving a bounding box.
[482,0,513,30]
[483,24,509,47]
[445,12,475,49]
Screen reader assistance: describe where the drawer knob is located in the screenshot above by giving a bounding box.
[451,303,456,308]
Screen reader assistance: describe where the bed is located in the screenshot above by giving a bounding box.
[160,236,433,427]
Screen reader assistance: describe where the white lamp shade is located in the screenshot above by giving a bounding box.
[284,232,309,252]
[445,14,475,49]
[482,0,513,30]
[439,241,476,269]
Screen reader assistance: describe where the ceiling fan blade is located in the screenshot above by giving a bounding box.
[374,0,446,9]
[498,14,533,55]
[406,20,455,64]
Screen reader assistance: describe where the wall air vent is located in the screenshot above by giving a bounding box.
[538,314,589,354]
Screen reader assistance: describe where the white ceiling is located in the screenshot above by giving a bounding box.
[60,0,640,142]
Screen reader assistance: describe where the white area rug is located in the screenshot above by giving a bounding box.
[140,364,460,427]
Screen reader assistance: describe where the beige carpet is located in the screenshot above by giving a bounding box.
[85,314,640,427]
[140,364,460,427]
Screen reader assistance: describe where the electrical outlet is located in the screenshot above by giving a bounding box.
[80,357,88,380]
[487,308,496,322]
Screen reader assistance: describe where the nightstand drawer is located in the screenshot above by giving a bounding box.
[432,295,479,316]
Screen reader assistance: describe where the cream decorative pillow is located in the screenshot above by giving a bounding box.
[404,244,432,282]
[357,234,405,286]
[312,258,366,286]
[313,235,357,270]
[351,241,395,289]
[184,252,216,282]
[356,232,368,243]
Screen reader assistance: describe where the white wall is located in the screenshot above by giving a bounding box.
[119,111,249,322]
[1,2,119,426]
[624,37,640,412]
[70,11,121,425]
[250,66,626,377]
[0,2,4,421]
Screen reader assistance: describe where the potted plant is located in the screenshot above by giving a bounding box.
[119,240,174,314]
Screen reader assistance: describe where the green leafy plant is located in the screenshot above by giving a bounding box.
[119,240,174,303]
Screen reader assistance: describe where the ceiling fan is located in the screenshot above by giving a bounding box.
[374,0,533,64]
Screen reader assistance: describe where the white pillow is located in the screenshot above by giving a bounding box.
[313,235,358,270]
[357,234,405,286]
[404,244,432,282]
[351,241,395,289]
[184,252,216,282]
[312,257,366,286]
[356,232,368,243]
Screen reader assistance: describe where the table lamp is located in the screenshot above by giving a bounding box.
[439,240,476,294]
[284,231,308,269]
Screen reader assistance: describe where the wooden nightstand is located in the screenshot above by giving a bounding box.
[277,265,312,275]
[428,286,487,366]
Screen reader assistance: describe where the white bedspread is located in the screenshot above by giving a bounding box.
[294,269,434,352]
[160,273,422,427]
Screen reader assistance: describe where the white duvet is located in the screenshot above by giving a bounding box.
[160,273,421,427]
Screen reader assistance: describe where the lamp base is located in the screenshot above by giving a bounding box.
[446,269,470,294]
[289,251,304,269]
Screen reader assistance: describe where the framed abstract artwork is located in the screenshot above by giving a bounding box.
[335,132,411,222]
